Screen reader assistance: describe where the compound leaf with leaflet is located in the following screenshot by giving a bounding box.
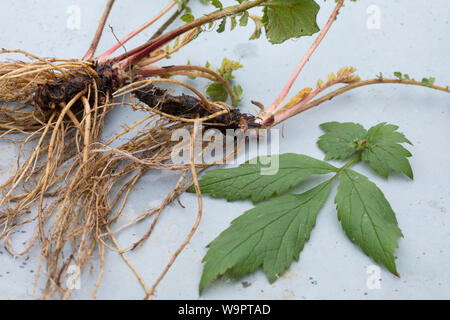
[196,121,413,293]
[200,180,333,293]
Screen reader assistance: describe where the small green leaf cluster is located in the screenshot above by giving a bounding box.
[394,71,436,87]
[216,11,250,34]
[205,58,244,105]
[198,0,250,35]
[190,121,413,293]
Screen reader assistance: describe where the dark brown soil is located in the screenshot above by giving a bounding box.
[34,62,122,113]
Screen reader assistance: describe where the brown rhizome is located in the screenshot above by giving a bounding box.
[0,0,449,299]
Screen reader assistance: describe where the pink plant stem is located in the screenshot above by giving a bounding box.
[136,65,214,77]
[116,28,186,70]
[272,80,339,125]
[97,1,176,62]
[263,0,345,116]
[113,0,266,69]
[271,78,450,126]
[82,0,116,61]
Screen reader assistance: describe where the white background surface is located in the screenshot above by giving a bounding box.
[0,0,449,299]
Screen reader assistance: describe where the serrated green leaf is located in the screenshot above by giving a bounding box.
[206,82,228,102]
[318,122,367,161]
[200,180,333,293]
[362,123,413,179]
[262,0,320,44]
[189,153,337,203]
[335,169,403,275]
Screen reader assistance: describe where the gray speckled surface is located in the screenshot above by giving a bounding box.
[0,0,449,300]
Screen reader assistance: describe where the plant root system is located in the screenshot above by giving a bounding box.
[0,49,249,299]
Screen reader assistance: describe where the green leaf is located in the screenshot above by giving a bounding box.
[180,13,195,23]
[262,0,320,44]
[206,82,228,102]
[232,84,243,106]
[217,57,243,81]
[335,169,403,275]
[211,0,223,8]
[318,122,368,161]
[393,71,402,80]
[204,58,243,103]
[189,153,337,203]
[421,77,435,86]
[200,180,333,293]
[362,123,413,179]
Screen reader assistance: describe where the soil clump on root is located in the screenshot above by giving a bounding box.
[134,84,260,131]
[34,62,123,113]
